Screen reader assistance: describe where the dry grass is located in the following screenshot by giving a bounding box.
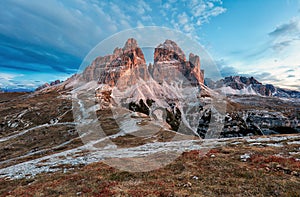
[0,92,82,169]
[1,137,299,197]
[0,91,73,137]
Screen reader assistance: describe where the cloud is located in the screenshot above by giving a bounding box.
[0,70,71,90]
[178,12,189,25]
[285,68,295,73]
[0,72,27,89]
[0,73,20,81]
[0,0,158,89]
[268,17,300,53]
[215,60,239,77]
[224,17,300,91]
[249,72,275,81]
[134,0,152,15]
[0,33,81,73]
[162,0,226,38]
[269,18,300,37]
[0,0,226,89]
[272,40,293,51]
[219,66,238,77]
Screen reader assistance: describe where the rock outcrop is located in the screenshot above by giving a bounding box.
[35,80,61,91]
[36,83,50,91]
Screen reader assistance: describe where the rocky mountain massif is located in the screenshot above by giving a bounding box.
[82,38,204,86]
[34,38,300,138]
[73,38,299,138]
[77,38,209,138]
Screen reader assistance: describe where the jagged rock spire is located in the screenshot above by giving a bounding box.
[154,39,186,62]
[82,38,204,87]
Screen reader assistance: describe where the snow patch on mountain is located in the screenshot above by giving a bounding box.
[219,85,258,96]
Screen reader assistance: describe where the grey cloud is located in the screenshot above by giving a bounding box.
[269,19,299,37]
[272,40,292,51]
[0,0,150,60]
[215,60,239,77]
[254,72,272,79]
[0,34,81,73]
[219,66,238,77]
[0,0,227,89]
[285,69,295,73]
[244,72,279,83]
[0,64,40,72]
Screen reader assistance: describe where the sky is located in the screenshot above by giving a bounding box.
[0,0,299,91]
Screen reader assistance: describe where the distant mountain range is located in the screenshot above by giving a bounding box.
[205,76,300,99]
[2,75,299,99]
[0,87,34,93]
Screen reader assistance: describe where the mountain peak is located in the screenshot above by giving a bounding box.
[82,38,204,87]
[154,39,186,62]
[224,76,262,86]
[160,39,178,47]
[123,38,139,51]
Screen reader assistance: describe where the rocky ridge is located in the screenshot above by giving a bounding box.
[205,76,300,98]
[35,79,61,91]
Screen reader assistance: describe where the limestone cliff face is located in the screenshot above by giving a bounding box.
[75,38,300,137]
[153,39,186,62]
[188,53,204,85]
[151,40,204,86]
[82,38,204,88]
[82,38,149,88]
